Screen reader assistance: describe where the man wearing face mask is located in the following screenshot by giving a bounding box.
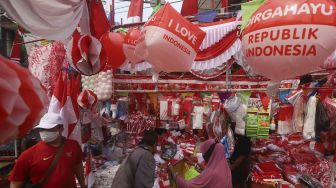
[9,113,86,188]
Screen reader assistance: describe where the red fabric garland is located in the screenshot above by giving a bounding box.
[195,29,239,61]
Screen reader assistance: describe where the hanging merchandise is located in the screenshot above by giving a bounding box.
[303,96,317,140]
[67,31,107,76]
[192,106,204,129]
[28,41,65,97]
[100,32,126,69]
[242,0,336,81]
[277,105,294,135]
[96,69,113,101]
[224,95,247,135]
[246,113,258,137]
[77,90,98,110]
[285,89,305,132]
[135,3,206,72]
[0,56,48,144]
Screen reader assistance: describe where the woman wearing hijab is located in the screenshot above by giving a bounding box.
[170,139,232,188]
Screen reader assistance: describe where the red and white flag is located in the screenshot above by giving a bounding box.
[180,0,198,17]
[127,0,144,23]
[48,71,82,145]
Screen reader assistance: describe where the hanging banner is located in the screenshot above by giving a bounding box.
[135,3,206,72]
[242,0,336,81]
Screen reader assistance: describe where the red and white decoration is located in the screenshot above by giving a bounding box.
[121,28,152,72]
[190,18,241,79]
[29,41,66,97]
[135,3,206,72]
[242,0,336,81]
[67,31,107,76]
[77,90,98,110]
[0,55,48,144]
[127,0,144,23]
[48,71,82,144]
[100,32,126,69]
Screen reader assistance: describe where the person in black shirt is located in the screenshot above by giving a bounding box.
[230,134,251,188]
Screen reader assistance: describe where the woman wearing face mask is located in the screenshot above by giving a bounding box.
[169,139,232,188]
[9,113,86,188]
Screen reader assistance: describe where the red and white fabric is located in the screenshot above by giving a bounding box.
[198,18,240,51]
[0,55,48,144]
[48,71,82,144]
[191,18,241,75]
[0,0,86,40]
[67,31,107,76]
[277,105,294,135]
[22,33,43,54]
[135,3,206,72]
[77,90,98,110]
[28,41,66,98]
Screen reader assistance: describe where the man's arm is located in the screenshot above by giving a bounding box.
[10,181,24,188]
[74,163,86,188]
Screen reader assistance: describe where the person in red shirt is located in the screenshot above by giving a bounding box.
[9,113,86,188]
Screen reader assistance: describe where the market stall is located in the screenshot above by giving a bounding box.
[0,0,335,188]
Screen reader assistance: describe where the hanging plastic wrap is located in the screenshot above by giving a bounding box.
[224,95,247,135]
[303,96,317,140]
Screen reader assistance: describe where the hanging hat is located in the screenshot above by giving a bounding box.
[77,89,98,110]
[67,31,107,76]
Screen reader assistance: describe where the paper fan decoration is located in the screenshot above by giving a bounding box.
[0,55,48,143]
[67,31,107,76]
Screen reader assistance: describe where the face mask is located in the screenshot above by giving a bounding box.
[39,131,59,143]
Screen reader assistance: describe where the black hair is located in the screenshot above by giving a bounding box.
[140,130,158,147]
[203,142,217,163]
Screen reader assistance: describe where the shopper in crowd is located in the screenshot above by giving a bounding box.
[9,113,86,188]
[170,139,232,188]
[112,129,158,188]
[230,134,251,188]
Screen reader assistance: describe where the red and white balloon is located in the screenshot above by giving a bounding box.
[100,32,126,69]
[242,0,336,81]
[123,28,143,64]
